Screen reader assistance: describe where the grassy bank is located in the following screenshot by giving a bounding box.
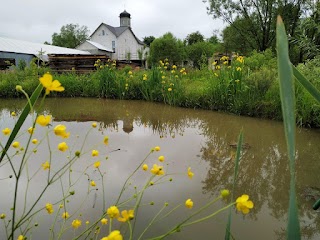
[1,52,320,127]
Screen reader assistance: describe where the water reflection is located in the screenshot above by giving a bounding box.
[0,98,319,239]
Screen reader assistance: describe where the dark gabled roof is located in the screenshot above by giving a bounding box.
[90,23,144,45]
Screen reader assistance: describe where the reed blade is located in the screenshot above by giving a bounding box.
[276,15,300,240]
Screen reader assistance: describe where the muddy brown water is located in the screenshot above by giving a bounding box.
[0,98,319,239]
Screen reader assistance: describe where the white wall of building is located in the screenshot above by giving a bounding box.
[90,25,117,51]
[116,29,144,60]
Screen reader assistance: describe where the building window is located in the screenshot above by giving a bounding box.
[112,41,115,52]
[102,30,105,36]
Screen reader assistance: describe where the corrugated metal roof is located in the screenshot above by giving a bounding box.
[86,40,113,52]
[0,36,90,60]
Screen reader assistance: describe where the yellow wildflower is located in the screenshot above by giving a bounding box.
[92,122,97,128]
[236,67,242,71]
[42,161,50,170]
[187,167,194,179]
[221,189,230,198]
[236,56,244,63]
[54,124,70,138]
[17,235,24,240]
[142,164,148,171]
[36,115,51,127]
[2,128,11,135]
[32,139,38,144]
[11,112,16,116]
[215,65,221,70]
[45,203,54,214]
[117,209,134,222]
[154,146,160,151]
[59,204,63,208]
[223,61,228,65]
[212,61,217,66]
[39,73,64,95]
[62,212,70,219]
[90,180,96,187]
[128,71,132,75]
[92,150,99,157]
[58,142,68,152]
[103,136,109,145]
[185,199,193,209]
[101,218,108,225]
[72,219,82,229]
[12,141,20,148]
[107,206,120,219]
[0,213,6,219]
[168,88,172,92]
[28,127,35,134]
[158,156,165,162]
[150,164,165,176]
[236,194,254,214]
[94,161,101,168]
[101,230,123,240]
[86,221,90,224]
[172,65,177,69]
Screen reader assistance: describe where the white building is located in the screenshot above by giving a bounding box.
[77,10,148,63]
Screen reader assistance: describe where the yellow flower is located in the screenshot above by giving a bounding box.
[167,88,172,92]
[236,194,254,214]
[236,56,244,63]
[93,161,101,168]
[235,79,240,84]
[45,203,54,214]
[36,115,51,127]
[158,156,165,162]
[150,164,165,176]
[11,112,16,116]
[92,150,99,157]
[154,146,160,151]
[58,142,68,152]
[107,206,120,219]
[0,213,6,219]
[90,180,96,187]
[128,71,132,75]
[86,221,90,224]
[215,65,221,70]
[172,65,177,69]
[221,189,230,198]
[101,218,108,225]
[236,67,242,71]
[214,73,219,77]
[72,219,82,229]
[212,61,217,66]
[103,136,109,145]
[17,235,24,240]
[223,61,228,65]
[62,212,70,219]
[2,128,11,135]
[187,167,194,179]
[42,161,50,170]
[59,204,64,208]
[161,75,166,79]
[185,199,193,209]
[54,124,70,138]
[117,209,134,222]
[92,122,97,128]
[31,139,38,144]
[28,127,35,134]
[39,73,64,95]
[142,164,148,171]
[101,230,123,240]
[12,141,20,148]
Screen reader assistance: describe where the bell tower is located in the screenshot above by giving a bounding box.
[119,10,131,27]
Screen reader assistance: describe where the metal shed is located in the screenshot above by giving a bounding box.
[0,36,90,69]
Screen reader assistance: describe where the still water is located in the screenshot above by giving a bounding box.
[0,98,319,240]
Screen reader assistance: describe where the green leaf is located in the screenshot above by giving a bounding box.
[292,65,320,103]
[276,16,300,240]
[0,84,43,164]
[225,130,243,240]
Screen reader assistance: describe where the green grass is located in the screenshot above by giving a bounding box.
[1,52,320,127]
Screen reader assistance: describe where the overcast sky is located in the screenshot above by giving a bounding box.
[0,0,226,44]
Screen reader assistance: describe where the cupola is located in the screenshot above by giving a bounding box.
[119,10,131,27]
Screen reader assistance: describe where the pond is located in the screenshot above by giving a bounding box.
[0,98,319,239]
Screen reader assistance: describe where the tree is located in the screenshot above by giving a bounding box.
[149,33,186,65]
[184,31,204,45]
[204,0,308,51]
[207,34,220,44]
[186,41,216,68]
[52,24,89,48]
[143,36,155,46]
[222,17,257,54]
